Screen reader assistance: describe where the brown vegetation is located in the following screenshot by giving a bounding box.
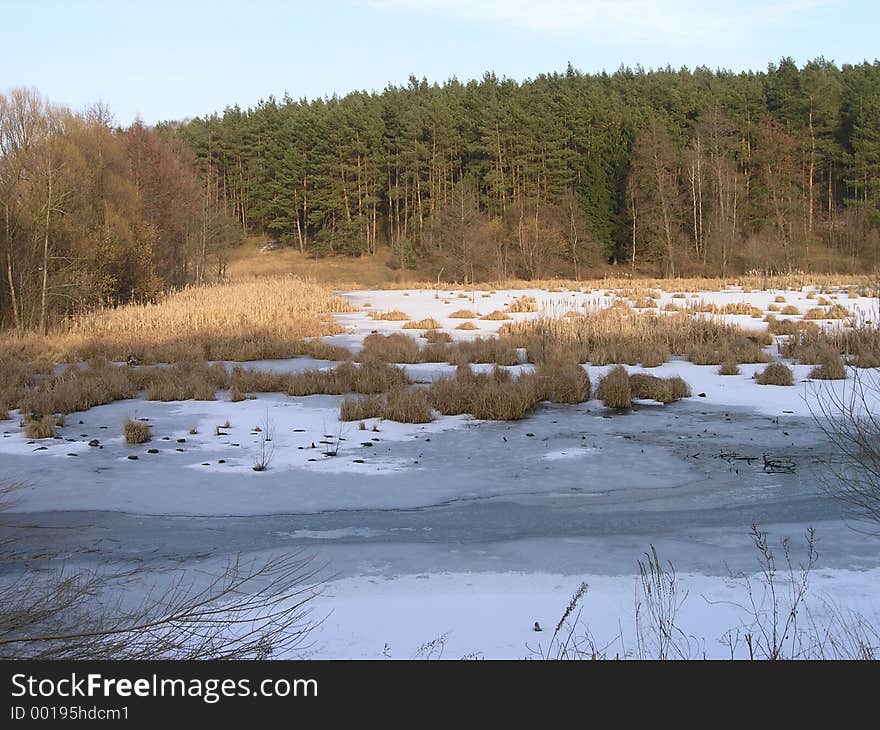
[754,363,795,386]
[124,418,152,444]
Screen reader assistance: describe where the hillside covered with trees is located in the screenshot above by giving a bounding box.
[1,58,879,331]
[171,58,880,282]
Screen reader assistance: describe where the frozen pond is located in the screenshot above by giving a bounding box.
[2,284,879,658]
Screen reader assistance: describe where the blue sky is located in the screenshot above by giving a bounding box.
[2,0,877,125]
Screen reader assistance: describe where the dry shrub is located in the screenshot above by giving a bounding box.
[506,295,538,313]
[817,296,832,306]
[456,322,478,330]
[803,307,828,320]
[368,310,410,321]
[450,309,478,318]
[480,310,511,321]
[755,363,795,386]
[768,304,780,312]
[597,366,632,409]
[299,340,351,361]
[358,333,421,364]
[535,359,591,404]
[422,330,452,344]
[780,305,801,315]
[402,318,441,330]
[718,360,740,375]
[25,415,56,439]
[124,418,151,444]
[663,302,682,312]
[809,351,847,380]
[340,394,384,421]
[380,387,434,423]
[774,295,787,303]
[229,386,246,402]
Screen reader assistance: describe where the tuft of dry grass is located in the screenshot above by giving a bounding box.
[809,351,847,380]
[124,418,151,444]
[455,322,478,330]
[229,385,246,402]
[774,295,787,303]
[369,310,410,321]
[597,366,632,409]
[422,330,452,344]
[718,302,764,317]
[229,366,289,393]
[780,305,801,315]
[754,363,795,386]
[718,360,740,375]
[340,394,384,421]
[535,359,591,404]
[506,295,538,313]
[480,310,511,321]
[287,361,410,396]
[450,309,478,318]
[629,373,691,403]
[380,387,434,423]
[25,414,57,439]
[134,362,228,402]
[358,332,421,364]
[402,318,442,330]
[429,366,540,420]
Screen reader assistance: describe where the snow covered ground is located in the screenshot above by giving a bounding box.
[2,283,879,658]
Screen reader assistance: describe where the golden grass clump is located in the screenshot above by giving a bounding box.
[455,322,479,330]
[422,330,452,344]
[809,351,847,380]
[230,366,290,393]
[229,385,246,402]
[402,318,442,330]
[480,310,511,321]
[506,295,538,313]
[780,305,801,315]
[718,302,764,317]
[135,362,228,402]
[369,310,410,321]
[768,304,780,312]
[287,361,410,396]
[340,394,384,421]
[358,333,422,364]
[534,359,591,404]
[754,363,795,386]
[774,296,787,303]
[802,307,827,320]
[124,418,151,444]
[597,366,632,409]
[718,360,740,375]
[25,414,57,439]
[629,373,690,403]
[449,309,478,318]
[824,303,853,320]
[767,317,818,337]
[429,366,540,420]
[380,387,434,423]
[445,338,520,366]
[632,297,658,309]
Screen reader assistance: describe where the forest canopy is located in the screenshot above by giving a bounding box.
[169,58,880,282]
[2,57,879,330]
